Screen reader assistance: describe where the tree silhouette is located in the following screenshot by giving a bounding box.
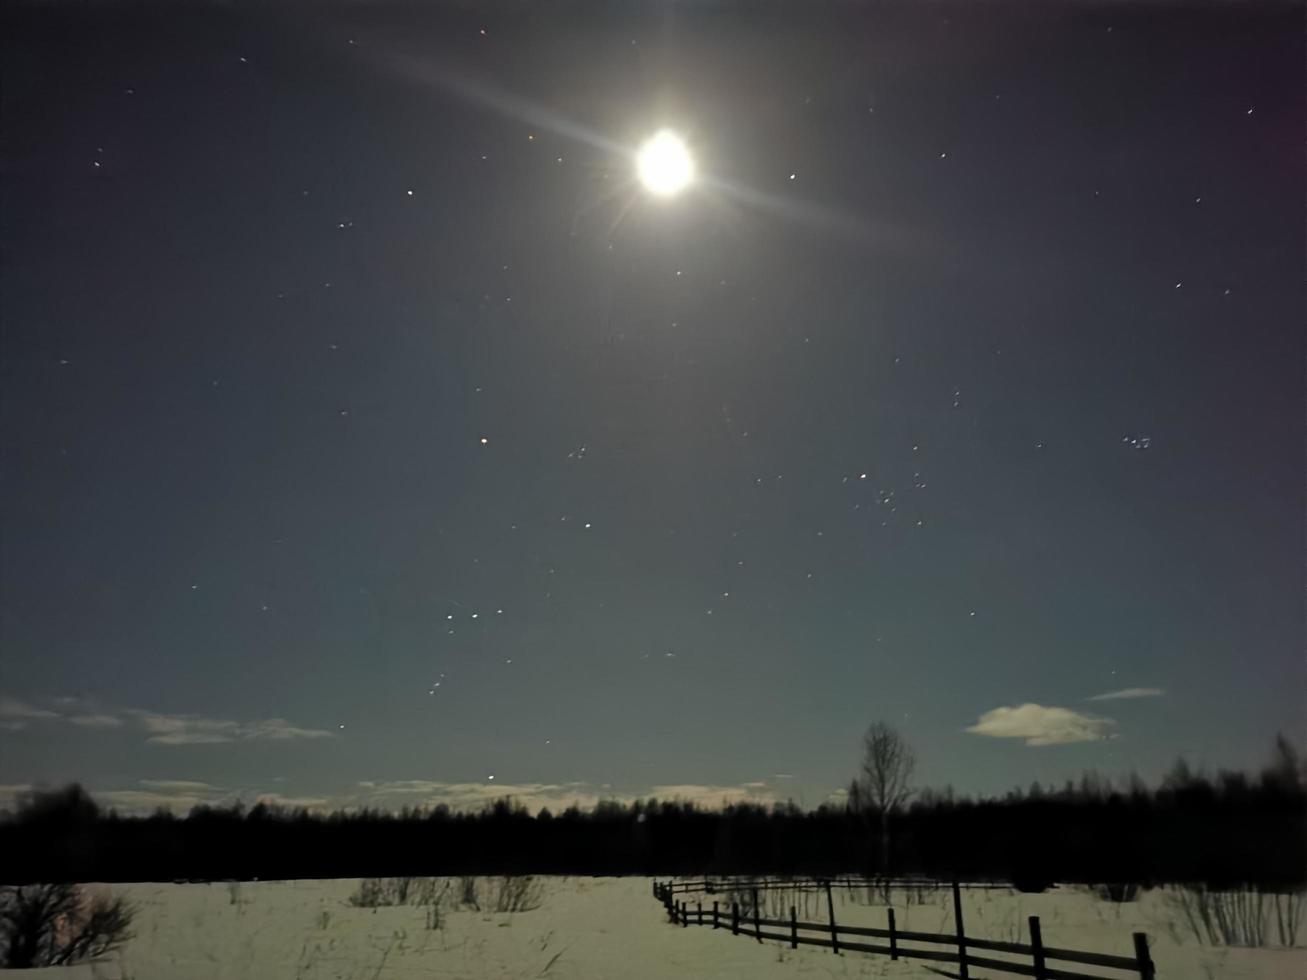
[849,721,916,872]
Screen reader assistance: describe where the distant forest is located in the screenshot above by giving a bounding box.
[3,741,1302,889]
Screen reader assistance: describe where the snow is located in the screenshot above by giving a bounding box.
[13,877,1304,979]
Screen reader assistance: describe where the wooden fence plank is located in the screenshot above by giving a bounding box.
[1133,933,1154,980]
[1040,944,1144,970]
[826,880,839,954]
[953,876,969,980]
[1030,915,1046,980]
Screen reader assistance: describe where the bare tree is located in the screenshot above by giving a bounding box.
[849,721,916,872]
[1262,731,1305,793]
[0,884,133,968]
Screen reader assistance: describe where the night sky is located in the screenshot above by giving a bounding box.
[2,1,1302,817]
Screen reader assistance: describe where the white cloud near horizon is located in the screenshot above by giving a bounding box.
[1,779,332,816]
[0,694,333,745]
[125,709,336,745]
[1087,687,1166,701]
[3,776,814,818]
[138,779,220,792]
[341,779,785,815]
[965,703,1118,746]
[646,783,777,806]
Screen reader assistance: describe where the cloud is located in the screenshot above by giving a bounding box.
[349,780,603,813]
[339,779,781,814]
[96,781,325,815]
[965,703,1118,746]
[96,788,223,812]
[1087,687,1165,701]
[0,697,331,746]
[0,695,60,726]
[254,793,331,809]
[0,784,34,808]
[138,779,219,792]
[14,776,796,819]
[646,783,776,807]
[125,710,335,745]
[68,714,125,728]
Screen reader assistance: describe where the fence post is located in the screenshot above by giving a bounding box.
[790,905,798,948]
[952,876,969,980]
[753,887,761,943]
[681,901,688,928]
[732,902,739,936]
[713,901,719,929]
[697,901,702,926]
[1029,915,1046,980]
[1133,933,1154,980]
[825,880,840,955]
[888,907,898,960]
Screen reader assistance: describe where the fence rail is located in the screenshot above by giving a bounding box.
[661,875,1010,895]
[652,878,1155,980]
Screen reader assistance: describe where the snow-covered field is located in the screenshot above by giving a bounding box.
[14,876,1304,980]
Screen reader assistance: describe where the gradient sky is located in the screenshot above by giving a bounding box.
[1,1,1302,816]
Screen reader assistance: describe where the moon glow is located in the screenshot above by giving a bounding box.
[635,130,695,197]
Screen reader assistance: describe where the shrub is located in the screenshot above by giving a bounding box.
[1273,890,1304,946]
[1094,882,1141,903]
[348,877,443,908]
[0,883,134,968]
[492,875,543,912]
[1165,884,1281,947]
[458,875,479,910]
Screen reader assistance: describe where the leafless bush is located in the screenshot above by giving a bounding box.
[1094,882,1141,903]
[721,882,760,919]
[1273,891,1304,947]
[0,883,134,968]
[458,875,480,910]
[1165,884,1272,947]
[762,884,815,920]
[349,878,390,908]
[348,877,444,909]
[492,875,544,913]
[906,881,941,906]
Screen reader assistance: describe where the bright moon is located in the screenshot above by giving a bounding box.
[636,130,695,197]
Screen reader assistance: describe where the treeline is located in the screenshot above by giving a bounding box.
[2,746,1302,889]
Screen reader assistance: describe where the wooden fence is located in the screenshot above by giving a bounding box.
[661,876,1010,896]
[652,878,1155,980]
